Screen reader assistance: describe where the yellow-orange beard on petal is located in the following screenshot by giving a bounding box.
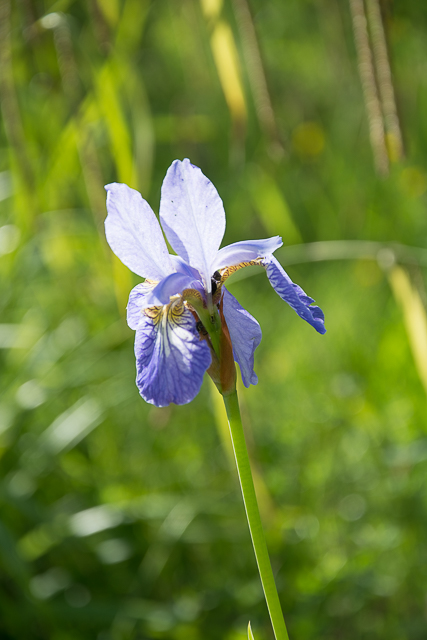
[212,258,263,305]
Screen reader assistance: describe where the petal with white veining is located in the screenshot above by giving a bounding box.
[134,300,211,406]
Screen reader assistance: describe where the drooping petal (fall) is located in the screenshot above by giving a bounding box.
[160,159,226,292]
[134,301,211,406]
[105,183,173,280]
[222,288,262,387]
[264,255,326,334]
[213,237,283,272]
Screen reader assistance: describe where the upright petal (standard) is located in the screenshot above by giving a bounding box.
[160,159,226,292]
[105,183,174,280]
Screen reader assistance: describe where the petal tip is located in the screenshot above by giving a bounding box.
[265,256,326,334]
[104,182,121,193]
[315,322,327,335]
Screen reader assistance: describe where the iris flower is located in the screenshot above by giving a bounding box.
[105,159,325,407]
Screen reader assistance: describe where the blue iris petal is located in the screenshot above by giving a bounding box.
[170,255,202,279]
[105,159,326,407]
[105,183,173,280]
[134,303,211,407]
[160,159,226,292]
[264,256,326,334]
[222,288,262,387]
[127,282,156,330]
[213,237,283,272]
[142,272,197,308]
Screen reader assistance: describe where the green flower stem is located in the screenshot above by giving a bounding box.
[223,390,290,640]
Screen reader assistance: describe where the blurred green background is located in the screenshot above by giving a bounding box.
[1,0,427,638]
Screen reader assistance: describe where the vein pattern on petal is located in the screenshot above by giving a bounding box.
[105,183,173,280]
[160,159,226,291]
[134,300,211,407]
